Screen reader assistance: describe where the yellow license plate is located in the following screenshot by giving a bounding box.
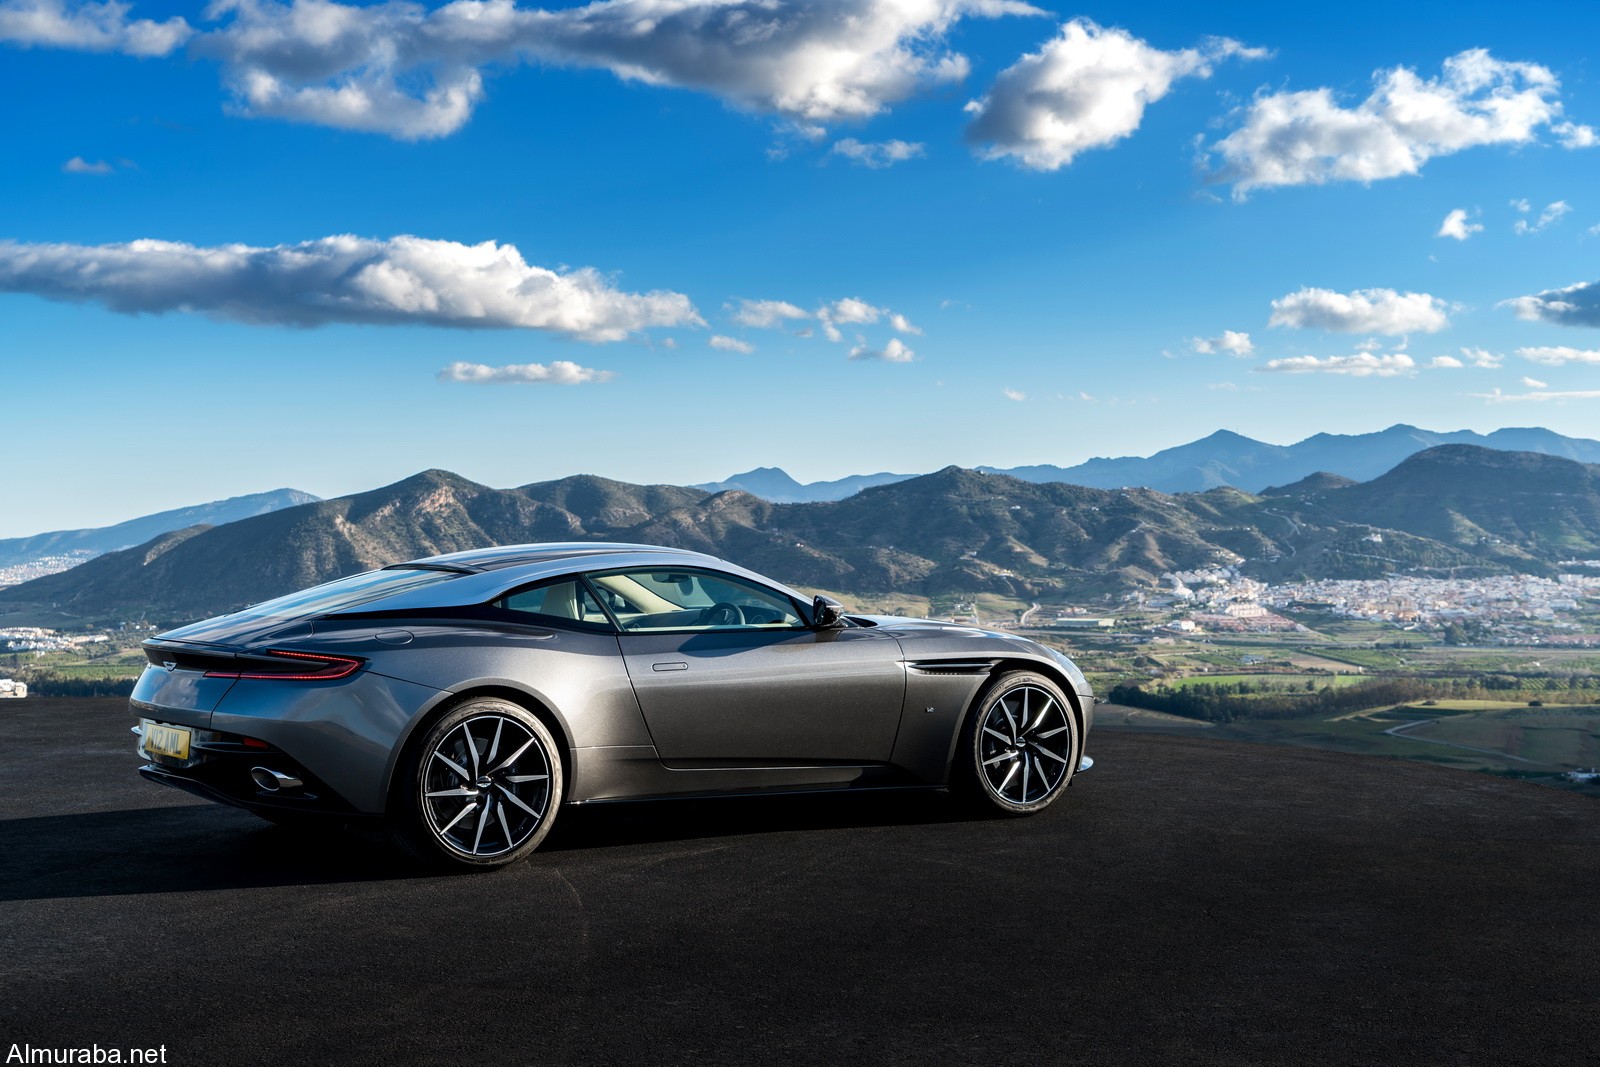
[143,721,192,760]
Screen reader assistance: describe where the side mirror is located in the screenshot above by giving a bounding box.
[812,595,846,629]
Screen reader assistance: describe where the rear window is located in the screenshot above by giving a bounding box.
[225,567,462,623]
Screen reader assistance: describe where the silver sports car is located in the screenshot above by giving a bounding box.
[132,543,1095,868]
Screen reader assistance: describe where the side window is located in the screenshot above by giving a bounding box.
[495,580,613,632]
[589,569,807,632]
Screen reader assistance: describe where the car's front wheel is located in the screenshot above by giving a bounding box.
[954,671,1077,815]
[391,698,564,869]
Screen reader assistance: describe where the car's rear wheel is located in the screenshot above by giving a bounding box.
[953,671,1077,815]
[391,698,563,869]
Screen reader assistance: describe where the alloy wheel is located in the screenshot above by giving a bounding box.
[421,714,552,858]
[978,685,1073,806]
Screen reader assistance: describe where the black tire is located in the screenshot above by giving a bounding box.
[390,698,564,870]
[951,671,1077,816]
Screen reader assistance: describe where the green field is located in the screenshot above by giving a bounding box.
[1162,673,1367,691]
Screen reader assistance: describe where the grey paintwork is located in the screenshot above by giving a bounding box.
[133,543,1094,816]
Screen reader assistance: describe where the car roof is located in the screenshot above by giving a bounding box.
[400,542,715,572]
[343,543,805,616]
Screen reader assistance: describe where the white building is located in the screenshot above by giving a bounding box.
[0,679,27,699]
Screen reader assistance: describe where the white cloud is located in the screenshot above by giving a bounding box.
[1556,122,1599,148]
[848,337,916,362]
[1511,198,1532,213]
[830,138,926,168]
[1189,329,1254,357]
[62,155,113,174]
[1257,352,1416,377]
[826,296,882,325]
[1460,346,1503,368]
[1269,287,1452,334]
[819,294,921,340]
[1437,208,1481,240]
[169,0,1045,140]
[1513,199,1571,235]
[660,336,678,349]
[1517,345,1600,366]
[0,234,701,340]
[437,360,614,385]
[725,294,917,343]
[1521,376,1548,388]
[1475,386,1600,403]
[709,334,755,353]
[728,298,809,329]
[1428,355,1463,368]
[965,18,1264,171]
[1207,50,1593,197]
[889,311,920,335]
[0,0,191,56]
[1503,279,1600,327]
[1002,387,1026,401]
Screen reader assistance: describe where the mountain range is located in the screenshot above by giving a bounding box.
[5,445,1598,624]
[0,488,319,571]
[699,424,1600,501]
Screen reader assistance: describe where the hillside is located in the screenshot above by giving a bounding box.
[1319,446,1600,564]
[0,488,319,570]
[693,467,915,502]
[5,447,1598,624]
[983,424,1600,494]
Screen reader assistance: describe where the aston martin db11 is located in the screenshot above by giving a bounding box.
[132,543,1095,868]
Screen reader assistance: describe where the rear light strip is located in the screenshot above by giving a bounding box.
[204,649,364,681]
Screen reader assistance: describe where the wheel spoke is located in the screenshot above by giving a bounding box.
[487,716,505,767]
[1037,725,1070,739]
[983,751,1019,768]
[1001,699,1019,741]
[439,800,478,835]
[489,737,536,775]
[432,751,472,782]
[496,782,542,820]
[1031,742,1067,765]
[982,726,1012,745]
[504,773,549,784]
[425,787,478,798]
[472,797,492,854]
[496,801,514,847]
[1020,753,1031,802]
[997,760,1020,795]
[458,723,481,775]
[1029,697,1054,733]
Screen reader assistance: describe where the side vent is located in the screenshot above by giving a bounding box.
[908,659,998,675]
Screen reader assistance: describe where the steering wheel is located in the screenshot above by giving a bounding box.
[701,602,745,627]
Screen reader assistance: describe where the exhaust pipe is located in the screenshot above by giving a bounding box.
[251,767,304,793]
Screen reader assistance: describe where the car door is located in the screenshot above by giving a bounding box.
[592,566,906,765]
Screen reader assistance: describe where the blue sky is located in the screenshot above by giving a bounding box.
[3,0,1599,537]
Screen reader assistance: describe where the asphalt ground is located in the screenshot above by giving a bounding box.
[2,698,1597,1066]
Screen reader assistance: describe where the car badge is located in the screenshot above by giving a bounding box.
[163,660,177,672]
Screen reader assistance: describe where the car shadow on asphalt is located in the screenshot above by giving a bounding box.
[0,789,987,901]
[544,787,976,853]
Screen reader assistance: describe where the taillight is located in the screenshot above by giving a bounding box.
[204,649,364,681]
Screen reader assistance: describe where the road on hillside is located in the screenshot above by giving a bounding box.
[2,698,1597,1065]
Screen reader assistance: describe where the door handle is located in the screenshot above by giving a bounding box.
[652,661,689,672]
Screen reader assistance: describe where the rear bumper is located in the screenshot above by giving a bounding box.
[133,718,368,819]
[137,763,373,820]
[131,669,446,816]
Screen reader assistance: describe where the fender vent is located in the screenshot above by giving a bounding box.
[908,659,998,675]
